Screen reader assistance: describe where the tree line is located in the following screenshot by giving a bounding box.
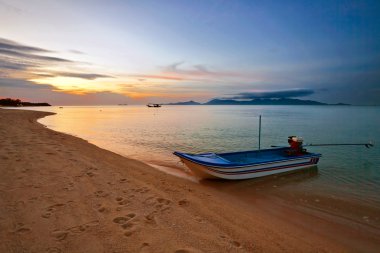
[0,98,50,106]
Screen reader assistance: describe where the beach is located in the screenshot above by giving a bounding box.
[0,109,379,253]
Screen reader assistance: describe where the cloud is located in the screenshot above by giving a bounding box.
[128,74,184,81]
[69,49,85,54]
[161,61,257,82]
[1,81,130,105]
[32,72,113,80]
[0,1,22,13]
[162,61,214,77]
[126,61,262,92]
[0,77,55,89]
[0,38,74,82]
[0,59,32,71]
[0,48,71,63]
[127,62,216,82]
[0,37,122,104]
[53,72,113,80]
[0,38,50,53]
[227,89,315,99]
[128,61,247,84]
[0,37,112,84]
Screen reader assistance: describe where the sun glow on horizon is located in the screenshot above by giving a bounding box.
[29,74,198,99]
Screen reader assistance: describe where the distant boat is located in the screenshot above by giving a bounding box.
[147,103,162,108]
[174,147,321,180]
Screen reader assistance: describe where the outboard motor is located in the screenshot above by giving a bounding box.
[287,136,306,155]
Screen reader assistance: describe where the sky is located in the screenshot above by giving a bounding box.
[1,0,379,105]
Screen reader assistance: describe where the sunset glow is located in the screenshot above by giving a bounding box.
[1,1,379,105]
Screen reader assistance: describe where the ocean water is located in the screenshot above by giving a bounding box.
[22,105,380,206]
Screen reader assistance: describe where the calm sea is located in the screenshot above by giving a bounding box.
[22,105,380,206]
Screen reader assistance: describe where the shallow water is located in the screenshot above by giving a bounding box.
[21,105,380,206]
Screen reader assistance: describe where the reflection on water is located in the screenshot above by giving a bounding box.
[20,105,380,206]
[203,166,319,198]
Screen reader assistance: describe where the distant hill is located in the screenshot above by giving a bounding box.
[204,98,328,105]
[165,100,201,105]
[0,98,51,107]
[166,98,350,106]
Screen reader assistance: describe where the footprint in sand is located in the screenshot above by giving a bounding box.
[46,247,62,253]
[157,198,171,205]
[94,190,109,198]
[42,212,52,218]
[219,235,242,248]
[69,220,99,234]
[21,168,29,173]
[50,221,98,241]
[175,249,204,253]
[134,187,150,193]
[143,196,156,205]
[113,213,136,224]
[155,198,171,212]
[139,242,150,253]
[63,182,75,191]
[231,241,241,248]
[85,167,98,177]
[113,217,129,224]
[121,221,136,231]
[178,199,189,206]
[42,203,65,219]
[113,213,138,236]
[144,211,157,226]
[194,216,205,223]
[115,197,131,206]
[51,230,68,241]
[86,171,96,177]
[121,223,137,237]
[119,199,130,205]
[14,227,31,234]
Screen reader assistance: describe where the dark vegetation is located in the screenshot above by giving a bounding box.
[0,98,51,107]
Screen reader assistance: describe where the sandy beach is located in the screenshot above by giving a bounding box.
[0,109,379,253]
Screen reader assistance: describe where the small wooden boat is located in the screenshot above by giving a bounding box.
[174,147,321,180]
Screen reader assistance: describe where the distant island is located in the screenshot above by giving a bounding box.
[0,98,51,107]
[166,100,201,105]
[166,98,350,106]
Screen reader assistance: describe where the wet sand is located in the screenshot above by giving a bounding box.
[0,109,379,252]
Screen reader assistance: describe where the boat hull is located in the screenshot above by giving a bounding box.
[175,149,321,180]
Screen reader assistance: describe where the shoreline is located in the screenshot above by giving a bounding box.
[1,109,379,252]
[33,105,380,210]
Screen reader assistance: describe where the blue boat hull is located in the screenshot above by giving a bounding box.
[174,148,321,180]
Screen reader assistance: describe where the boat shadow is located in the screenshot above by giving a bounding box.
[201,166,320,195]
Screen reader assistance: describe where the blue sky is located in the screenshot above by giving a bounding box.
[1,0,379,105]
